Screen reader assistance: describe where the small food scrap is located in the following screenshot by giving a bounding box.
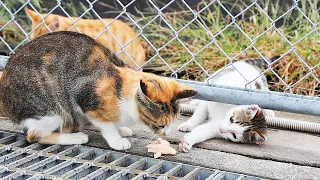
[147,138,177,159]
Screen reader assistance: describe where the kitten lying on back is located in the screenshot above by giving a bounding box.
[25,8,145,70]
[0,31,197,151]
[178,57,277,152]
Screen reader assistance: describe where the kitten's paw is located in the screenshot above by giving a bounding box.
[70,132,89,144]
[178,139,192,153]
[109,138,131,150]
[118,127,133,137]
[178,122,195,132]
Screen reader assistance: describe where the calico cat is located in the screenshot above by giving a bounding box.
[0,31,197,151]
[178,57,277,152]
[25,8,146,70]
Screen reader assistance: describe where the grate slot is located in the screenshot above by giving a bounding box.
[39,144,62,154]
[23,143,44,151]
[0,167,14,178]
[169,164,197,178]
[27,156,65,172]
[0,132,14,139]
[79,149,106,160]
[115,155,142,168]
[57,145,92,157]
[0,135,17,144]
[8,139,30,148]
[8,154,47,169]
[182,167,201,179]
[80,166,120,180]
[164,164,182,176]
[0,150,31,165]
[43,159,82,176]
[105,169,132,180]
[200,169,222,180]
[133,158,160,171]
[147,161,178,174]
[26,175,52,180]
[61,162,101,178]
[93,152,124,164]
[0,147,13,157]
[1,171,32,180]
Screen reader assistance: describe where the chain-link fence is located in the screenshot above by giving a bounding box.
[0,0,320,115]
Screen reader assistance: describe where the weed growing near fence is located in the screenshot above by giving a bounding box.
[0,0,319,95]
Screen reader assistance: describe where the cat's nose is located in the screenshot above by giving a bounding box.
[160,132,166,136]
[219,127,223,133]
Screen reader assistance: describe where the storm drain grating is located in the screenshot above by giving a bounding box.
[0,131,266,180]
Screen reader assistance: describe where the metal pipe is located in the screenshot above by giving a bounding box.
[177,79,320,116]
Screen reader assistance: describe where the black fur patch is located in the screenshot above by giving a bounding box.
[175,89,197,100]
[255,81,261,89]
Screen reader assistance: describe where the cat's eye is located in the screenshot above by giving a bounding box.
[230,116,234,123]
[158,125,165,128]
[232,133,237,139]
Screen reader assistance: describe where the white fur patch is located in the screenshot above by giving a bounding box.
[22,115,62,136]
[89,120,131,150]
[56,132,89,145]
[117,99,140,126]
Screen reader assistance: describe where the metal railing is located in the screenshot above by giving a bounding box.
[0,0,319,115]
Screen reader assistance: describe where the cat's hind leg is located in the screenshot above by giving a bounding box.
[23,115,88,145]
[178,101,208,132]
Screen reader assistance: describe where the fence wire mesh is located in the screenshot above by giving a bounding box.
[0,0,319,97]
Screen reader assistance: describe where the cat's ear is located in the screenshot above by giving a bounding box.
[175,84,197,100]
[49,16,61,30]
[138,79,155,103]
[253,131,267,145]
[25,8,41,23]
[140,79,148,96]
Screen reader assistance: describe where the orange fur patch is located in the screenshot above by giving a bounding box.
[25,8,145,69]
[27,130,42,143]
[38,133,60,144]
[87,76,120,122]
[43,52,54,63]
[89,45,107,66]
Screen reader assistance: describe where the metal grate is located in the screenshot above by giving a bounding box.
[0,131,265,180]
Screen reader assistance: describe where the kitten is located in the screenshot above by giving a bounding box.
[25,8,146,70]
[178,57,277,152]
[0,31,197,151]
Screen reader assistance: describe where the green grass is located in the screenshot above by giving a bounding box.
[0,0,319,95]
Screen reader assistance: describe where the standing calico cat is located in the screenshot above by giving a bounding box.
[0,31,197,151]
[25,8,145,70]
[178,57,277,152]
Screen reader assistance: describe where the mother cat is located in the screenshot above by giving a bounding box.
[0,31,197,150]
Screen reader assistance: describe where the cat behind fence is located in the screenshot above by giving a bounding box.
[178,56,278,152]
[25,8,146,70]
[0,31,197,151]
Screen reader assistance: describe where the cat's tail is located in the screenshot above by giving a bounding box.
[242,55,280,69]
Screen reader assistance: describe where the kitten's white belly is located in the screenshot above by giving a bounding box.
[117,99,141,126]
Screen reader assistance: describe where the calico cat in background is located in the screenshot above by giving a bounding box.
[0,31,197,151]
[178,57,278,152]
[25,8,146,70]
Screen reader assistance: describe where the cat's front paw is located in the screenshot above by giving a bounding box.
[178,122,195,132]
[178,139,192,153]
[118,127,133,137]
[109,138,131,150]
[71,132,89,144]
